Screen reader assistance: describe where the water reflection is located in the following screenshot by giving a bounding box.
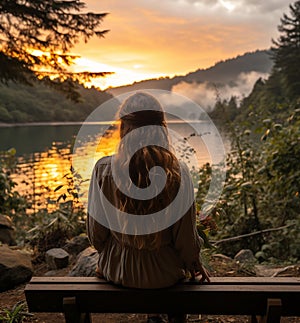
[1,124,82,155]
[16,145,73,212]
[7,122,216,212]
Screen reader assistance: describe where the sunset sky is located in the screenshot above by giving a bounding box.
[72,0,291,89]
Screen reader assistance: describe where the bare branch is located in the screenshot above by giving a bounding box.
[211,223,295,245]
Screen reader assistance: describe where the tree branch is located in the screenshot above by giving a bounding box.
[211,223,295,245]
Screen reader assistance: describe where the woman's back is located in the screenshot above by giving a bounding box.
[88,155,202,288]
[87,92,209,289]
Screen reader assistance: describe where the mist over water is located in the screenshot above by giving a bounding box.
[172,71,269,111]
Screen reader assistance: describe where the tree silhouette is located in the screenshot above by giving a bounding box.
[271,0,300,99]
[0,0,110,99]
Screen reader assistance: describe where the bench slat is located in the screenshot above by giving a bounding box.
[26,283,300,292]
[25,279,300,317]
[28,276,300,285]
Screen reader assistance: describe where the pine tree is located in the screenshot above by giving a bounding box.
[271,0,300,99]
[0,0,109,99]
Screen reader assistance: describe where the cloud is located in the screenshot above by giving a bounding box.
[178,0,289,14]
[172,71,269,111]
[230,0,289,13]
[76,0,290,87]
[172,82,218,112]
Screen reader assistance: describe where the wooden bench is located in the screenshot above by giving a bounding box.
[25,276,300,323]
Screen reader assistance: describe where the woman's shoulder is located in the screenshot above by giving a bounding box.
[95,155,113,166]
[178,160,190,175]
[93,155,113,175]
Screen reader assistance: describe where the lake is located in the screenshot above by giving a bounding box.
[0,121,227,212]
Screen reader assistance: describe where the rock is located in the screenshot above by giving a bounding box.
[0,228,16,245]
[63,235,90,255]
[234,249,256,264]
[255,251,267,262]
[0,244,33,291]
[45,248,69,270]
[0,214,13,228]
[69,247,98,277]
[0,214,16,245]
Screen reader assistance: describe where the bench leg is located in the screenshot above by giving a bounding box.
[249,315,258,323]
[256,298,282,323]
[63,297,92,323]
[265,298,282,323]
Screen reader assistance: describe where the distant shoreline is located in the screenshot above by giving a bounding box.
[0,121,117,127]
[0,119,207,128]
[0,121,85,128]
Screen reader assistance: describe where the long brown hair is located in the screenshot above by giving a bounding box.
[114,92,181,249]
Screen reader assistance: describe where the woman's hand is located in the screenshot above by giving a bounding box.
[190,264,210,283]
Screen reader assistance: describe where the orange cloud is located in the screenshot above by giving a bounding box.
[71,0,290,88]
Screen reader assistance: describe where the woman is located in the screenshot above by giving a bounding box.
[87,92,210,322]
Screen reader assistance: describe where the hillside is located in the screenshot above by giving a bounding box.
[108,50,273,97]
[0,82,113,123]
[0,49,273,123]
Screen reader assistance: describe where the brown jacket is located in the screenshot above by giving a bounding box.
[87,156,203,288]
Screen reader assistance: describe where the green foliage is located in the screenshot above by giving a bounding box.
[209,96,239,124]
[0,105,12,122]
[0,301,31,323]
[197,107,300,262]
[196,4,300,262]
[257,111,300,261]
[196,163,212,208]
[197,128,265,256]
[27,202,86,256]
[27,166,86,256]
[0,147,86,252]
[230,0,300,122]
[0,81,113,123]
[271,1,300,99]
[260,110,300,223]
[0,149,27,218]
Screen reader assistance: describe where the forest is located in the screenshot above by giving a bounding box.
[0,81,112,123]
[204,1,300,262]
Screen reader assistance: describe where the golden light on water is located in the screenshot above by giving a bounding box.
[96,127,119,155]
[41,163,59,178]
[16,128,120,212]
[13,121,213,213]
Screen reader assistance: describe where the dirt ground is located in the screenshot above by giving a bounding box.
[1,255,299,323]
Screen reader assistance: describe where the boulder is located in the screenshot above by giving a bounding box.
[0,214,16,245]
[45,248,69,270]
[69,247,98,277]
[234,249,256,264]
[63,235,90,255]
[0,245,33,291]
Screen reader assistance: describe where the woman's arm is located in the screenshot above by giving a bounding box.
[86,212,110,254]
[171,165,210,282]
[172,204,210,282]
[87,161,110,254]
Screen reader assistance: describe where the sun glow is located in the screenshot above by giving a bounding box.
[28,51,162,89]
[73,57,168,90]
